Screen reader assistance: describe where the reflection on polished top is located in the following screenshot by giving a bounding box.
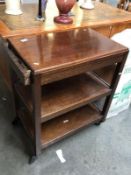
[8,28,128,74]
[0,1,131,37]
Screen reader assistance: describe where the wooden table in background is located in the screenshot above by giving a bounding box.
[0,1,131,88]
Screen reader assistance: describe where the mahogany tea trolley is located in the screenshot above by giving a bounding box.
[7,28,128,163]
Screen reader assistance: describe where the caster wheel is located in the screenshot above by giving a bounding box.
[95,118,105,126]
[12,117,20,126]
[29,156,37,164]
[95,121,101,126]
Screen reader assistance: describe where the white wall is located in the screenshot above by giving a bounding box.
[21,0,37,3]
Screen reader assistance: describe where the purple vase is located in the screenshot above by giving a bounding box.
[54,0,75,24]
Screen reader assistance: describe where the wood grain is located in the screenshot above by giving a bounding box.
[41,105,102,148]
[110,22,131,37]
[8,28,128,75]
[41,73,111,122]
[14,73,111,122]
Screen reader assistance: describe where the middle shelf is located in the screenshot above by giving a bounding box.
[15,73,111,123]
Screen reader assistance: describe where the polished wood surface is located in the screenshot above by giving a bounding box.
[0,2,131,38]
[110,22,131,36]
[41,105,102,148]
[8,28,128,75]
[14,73,111,123]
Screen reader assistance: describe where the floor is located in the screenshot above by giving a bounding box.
[0,72,131,175]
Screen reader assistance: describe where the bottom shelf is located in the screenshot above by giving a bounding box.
[17,104,103,149]
[41,105,102,148]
